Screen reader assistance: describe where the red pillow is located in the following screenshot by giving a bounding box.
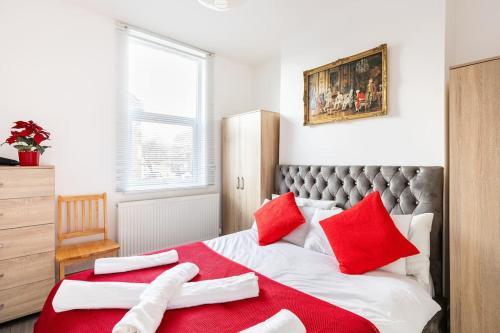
[319,191,419,274]
[254,192,305,246]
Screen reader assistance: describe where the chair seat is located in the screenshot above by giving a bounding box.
[56,239,120,262]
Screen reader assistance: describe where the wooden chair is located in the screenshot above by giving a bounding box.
[55,193,120,280]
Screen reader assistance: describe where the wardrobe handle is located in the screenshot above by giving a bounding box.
[241,177,245,190]
[236,177,240,189]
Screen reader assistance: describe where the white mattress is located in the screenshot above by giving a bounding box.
[205,230,440,333]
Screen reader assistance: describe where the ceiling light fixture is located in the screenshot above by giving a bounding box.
[197,0,232,11]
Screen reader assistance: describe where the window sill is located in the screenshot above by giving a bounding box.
[118,184,215,196]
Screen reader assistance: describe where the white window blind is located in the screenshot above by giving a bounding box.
[116,24,215,192]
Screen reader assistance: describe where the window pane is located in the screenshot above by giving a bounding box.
[130,121,195,189]
[128,38,198,118]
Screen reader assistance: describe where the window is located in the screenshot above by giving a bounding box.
[117,25,214,192]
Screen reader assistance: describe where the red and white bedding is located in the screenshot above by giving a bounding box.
[35,229,440,333]
[205,230,441,333]
[35,242,379,333]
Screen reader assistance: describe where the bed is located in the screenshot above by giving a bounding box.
[272,165,446,333]
[35,164,446,333]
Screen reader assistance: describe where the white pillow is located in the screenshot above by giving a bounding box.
[378,215,413,275]
[251,199,316,247]
[406,213,434,285]
[380,213,434,281]
[303,208,343,256]
[282,206,317,247]
[272,194,336,210]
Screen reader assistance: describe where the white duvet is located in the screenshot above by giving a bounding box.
[205,230,440,333]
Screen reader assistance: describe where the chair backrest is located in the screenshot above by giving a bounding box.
[57,193,108,245]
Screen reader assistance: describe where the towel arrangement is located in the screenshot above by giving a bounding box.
[113,262,199,333]
[53,250,304,333]
[53,272,259,312]
[239,309,306,333]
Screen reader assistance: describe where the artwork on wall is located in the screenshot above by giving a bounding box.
[303,44,387,125]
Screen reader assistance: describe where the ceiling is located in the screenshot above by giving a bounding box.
[66,0,313,66]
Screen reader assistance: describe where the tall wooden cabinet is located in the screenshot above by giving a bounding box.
[449,57,500,332]
[222,110,279,234]
[0,166,55,323]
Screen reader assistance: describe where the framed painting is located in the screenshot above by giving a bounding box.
[303,44,387,125]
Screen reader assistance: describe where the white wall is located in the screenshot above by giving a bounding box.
[0,0,255,241]
[253,56,281,112]
[254,0,447,167]
[447,0,500,66]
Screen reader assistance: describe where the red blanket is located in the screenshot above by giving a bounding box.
[35,242,379,333]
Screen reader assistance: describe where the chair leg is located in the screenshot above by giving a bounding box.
[59,262,65,281]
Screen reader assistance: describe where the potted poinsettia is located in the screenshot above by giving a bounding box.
[2,121,51,166]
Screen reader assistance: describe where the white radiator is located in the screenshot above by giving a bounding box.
[117,193,220,256]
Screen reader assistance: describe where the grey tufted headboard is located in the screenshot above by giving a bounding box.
[275,165,444,299]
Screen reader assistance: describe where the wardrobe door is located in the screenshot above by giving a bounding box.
[239,112,261,231]
[222,116,241,235]
[449,58,500,333]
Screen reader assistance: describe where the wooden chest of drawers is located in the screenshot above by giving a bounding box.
[0,166,55,323]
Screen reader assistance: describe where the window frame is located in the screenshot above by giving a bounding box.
[117,23,213,194]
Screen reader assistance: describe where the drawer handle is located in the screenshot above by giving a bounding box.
[0,304,3,310]
[0,182,3,187]
[0,213,3,217]
[0,244,3,249]
[0,273,3,278]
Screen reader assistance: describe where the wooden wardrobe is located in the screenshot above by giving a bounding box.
[449,56,500,332]
[222,110,279,234]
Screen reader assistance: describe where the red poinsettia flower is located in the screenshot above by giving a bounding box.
[34,133,46,144]
[19,128,34,137]
[12,121,29,129]
[5,134,17,144]
[3,120,51,154]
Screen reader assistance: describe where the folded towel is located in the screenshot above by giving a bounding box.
[168,272,259,310]
[94,250,178,275]
[53,281,145,312]
[52,272,259,313]
[239,309,306,333]
[112,262,199,333]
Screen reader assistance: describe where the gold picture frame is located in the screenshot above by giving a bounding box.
[303,44,387,125]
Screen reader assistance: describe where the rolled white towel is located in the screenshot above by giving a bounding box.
[168,272,259,309]
[112,262,199,333]
[94,250,178,275]
[53,281,145,312]
[52,272,259,313]
[239,309,306,333]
